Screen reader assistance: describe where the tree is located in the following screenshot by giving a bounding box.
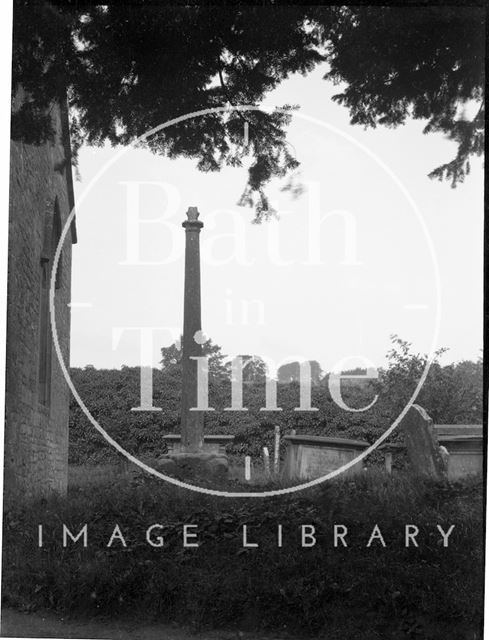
[277,360,322,385]
[12,1,322,218]
[12,2,484,216]
[159,342,182,373]
[378,334,483,424]
[160,336,228,380]
[379,335,446,416]
[239,355,268,383]
[317,5,484,186]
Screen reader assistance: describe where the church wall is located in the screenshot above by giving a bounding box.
[4,101,74,500]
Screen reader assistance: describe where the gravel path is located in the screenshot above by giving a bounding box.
[1,609,298,640]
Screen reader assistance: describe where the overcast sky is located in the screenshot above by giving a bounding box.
[68,64,483,374]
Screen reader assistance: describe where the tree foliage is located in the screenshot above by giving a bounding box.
[12,1,323,218]
[240,355,268,384]
[160,335,229,380]
[383,335,483,424]
[12,2,484,220]
[277,360,322,385]
[319,6,485,186]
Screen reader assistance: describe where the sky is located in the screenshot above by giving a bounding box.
[68,64,484,374]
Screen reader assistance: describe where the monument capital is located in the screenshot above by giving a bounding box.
[182,206,203,229]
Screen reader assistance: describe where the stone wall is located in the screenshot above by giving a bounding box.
[4,99,75,500]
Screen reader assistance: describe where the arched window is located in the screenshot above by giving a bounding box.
[38,199,62,406]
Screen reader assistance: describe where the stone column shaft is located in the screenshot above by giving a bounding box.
[180,207,204,452]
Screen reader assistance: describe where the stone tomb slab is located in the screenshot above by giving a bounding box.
[435,424,482,437]
[283,435,369,480]
[437,434,483,479]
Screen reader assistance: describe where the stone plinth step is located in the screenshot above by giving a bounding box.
[163,434,235,456]
[156,451,229,479]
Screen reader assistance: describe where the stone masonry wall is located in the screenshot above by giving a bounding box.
[4,101,74,500]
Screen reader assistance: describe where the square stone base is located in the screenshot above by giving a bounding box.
[156,451,229,480]
[163,434,234,456]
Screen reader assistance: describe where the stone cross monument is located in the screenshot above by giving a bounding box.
[181,206,204,453]
[159,206,233,477]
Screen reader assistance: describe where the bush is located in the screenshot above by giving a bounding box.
[68,338,483,467]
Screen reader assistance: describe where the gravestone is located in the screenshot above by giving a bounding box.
[400,404,447,480]
[378,443,405,474]
[380,423,483,479]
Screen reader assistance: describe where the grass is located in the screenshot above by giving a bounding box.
[68,463,132,487]
[2,468,484,639]
[69,459,282,488]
